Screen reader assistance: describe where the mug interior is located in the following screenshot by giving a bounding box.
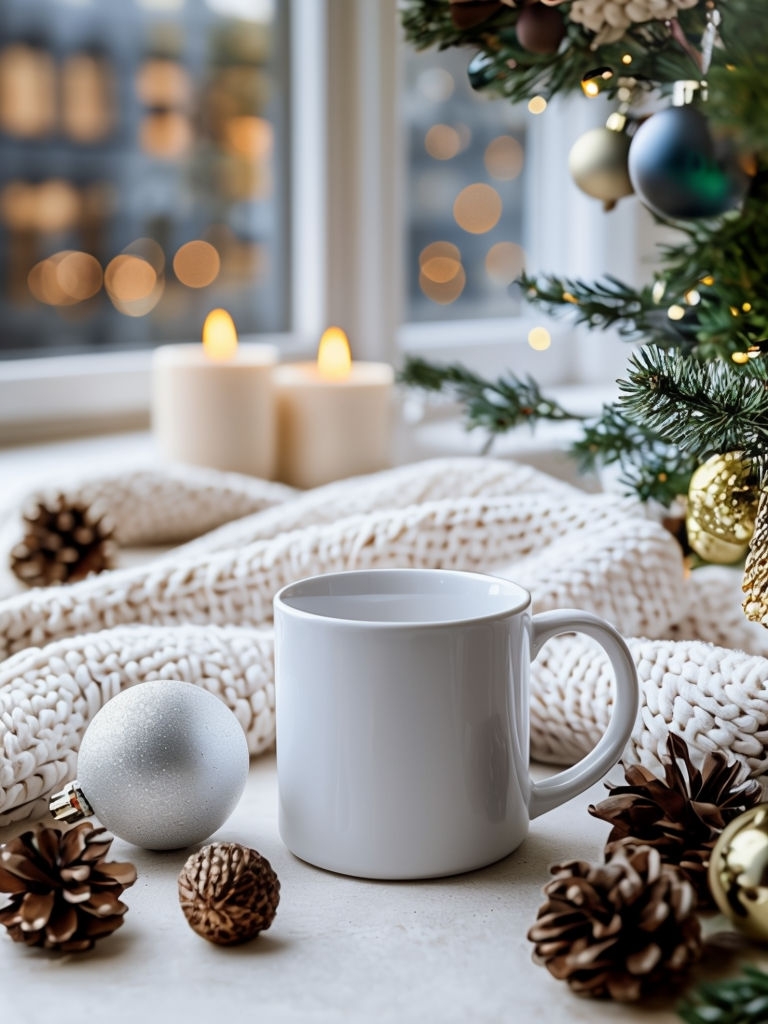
[275,569,528,625]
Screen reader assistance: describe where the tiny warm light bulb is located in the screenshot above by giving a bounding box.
[202,308,238,361]
[317,326,352,380]
[528,326,551,351]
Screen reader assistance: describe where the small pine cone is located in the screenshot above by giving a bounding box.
[527,845,701,1002]
[10,494,117,588]
[0,823,137,953]
[589,732,762,908]
[178,842,280,946]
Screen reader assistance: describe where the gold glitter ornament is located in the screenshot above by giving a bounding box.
[685,452,760,563]
[708,805,768,942]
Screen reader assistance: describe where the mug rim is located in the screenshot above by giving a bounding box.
[273,568,530,629]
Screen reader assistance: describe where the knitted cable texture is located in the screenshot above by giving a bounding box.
[0,455,764,827]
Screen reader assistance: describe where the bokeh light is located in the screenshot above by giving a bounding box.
[422,256,461,284]
[453,183,502,234]
[173,240,221,288]
[62,54,113,142]
[135,58,192,108]
[425,124,461,161]
[527,96,547,115]
[224,116,273,159]
[28,254,76,306]
[484,136,524,180]
[0,182,38,230]
[140,111,193,158]
[485,241,525,285]
[56,251,103,301]
[419,265,466,305]
[419,241,461,267]
[417,67,455,103]
[419,241,462,286]
[105,254,163,316]
[36,180,81,233]
[0,44,56,138]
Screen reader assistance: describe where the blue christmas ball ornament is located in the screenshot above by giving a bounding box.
[628,106,750,220]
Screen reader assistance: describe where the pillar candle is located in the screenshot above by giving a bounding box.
[274,327,394,489]
[152,309,277,478]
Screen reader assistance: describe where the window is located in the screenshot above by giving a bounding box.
[0,0,289,361]
[0,0,648,443]
[403,45,528,323]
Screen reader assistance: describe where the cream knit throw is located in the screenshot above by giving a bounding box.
[0,456,766,826]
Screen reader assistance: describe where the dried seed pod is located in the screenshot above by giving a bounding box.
[178,842,280,945]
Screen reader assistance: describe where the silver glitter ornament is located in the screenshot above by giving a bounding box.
[50,680,249,850]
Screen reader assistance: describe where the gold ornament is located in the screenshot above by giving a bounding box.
[686,452,760,563]
[708,804,768,942]
[568,112,633,211]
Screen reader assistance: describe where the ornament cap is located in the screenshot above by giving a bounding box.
[605,111,627,133]
[49,780,94,823]
[673,79,708,106]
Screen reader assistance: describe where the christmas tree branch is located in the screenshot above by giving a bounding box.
[678,965,768,1024]
[400,0,704,103]
[519,272,700,349]
[398,357,582,440]
[399,358,698,503]
[571,404,697,505]
[619,347,768,472]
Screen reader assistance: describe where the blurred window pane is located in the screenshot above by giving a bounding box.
[0,0,288,359]
[403,43,530,323]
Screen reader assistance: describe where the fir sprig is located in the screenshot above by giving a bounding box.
[619,346,768,471]
[399,357,697,503]
[572,404,697,504]
[678,965,768,1024]
[398,356,581,439]
[519,272,699,350]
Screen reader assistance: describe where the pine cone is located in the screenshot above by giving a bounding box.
[0,823,136,952]
[10,495,117,588]
[178,842,280,945]
[569,0,698,46]
[743,487,768,625]
[527,845,701,1002]
[589,732,762,908]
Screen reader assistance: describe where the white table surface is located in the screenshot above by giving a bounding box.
[0,432,765,1024]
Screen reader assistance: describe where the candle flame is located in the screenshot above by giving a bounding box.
[317,326,352,380]
[202,309,238,361]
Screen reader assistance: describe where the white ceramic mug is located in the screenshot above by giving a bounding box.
[274,568,638,880]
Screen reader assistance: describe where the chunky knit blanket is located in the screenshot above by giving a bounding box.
[1,456,766,826]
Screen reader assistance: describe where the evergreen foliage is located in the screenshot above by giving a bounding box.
[401,0,768,504]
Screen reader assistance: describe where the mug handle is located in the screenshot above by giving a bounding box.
[528,609,639,820]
